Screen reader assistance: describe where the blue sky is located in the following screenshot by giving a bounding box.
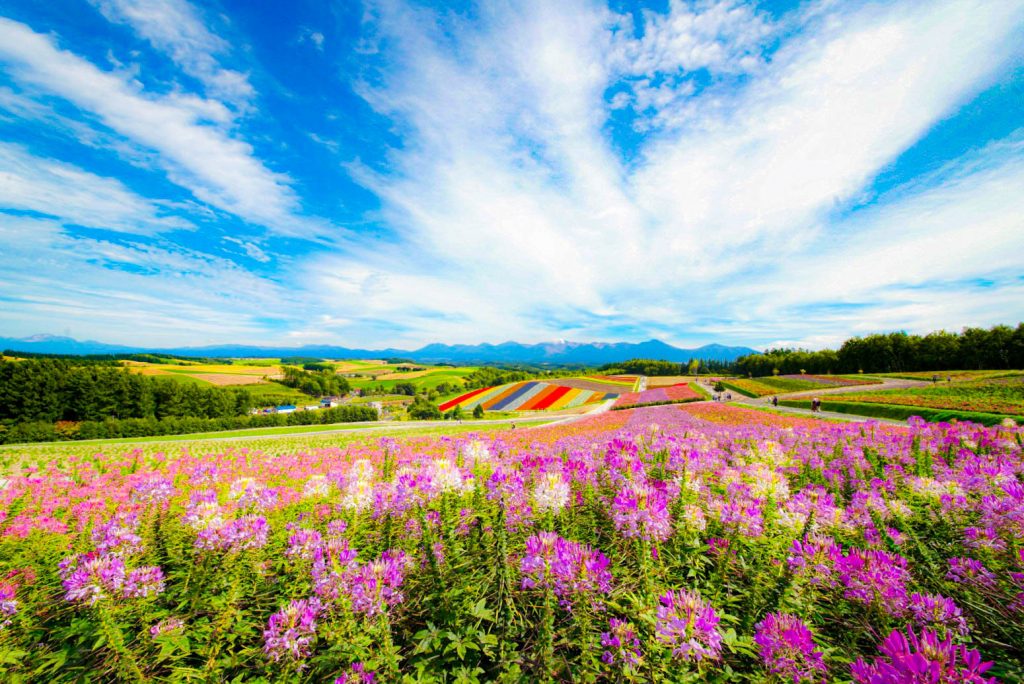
[0,0,1022,351]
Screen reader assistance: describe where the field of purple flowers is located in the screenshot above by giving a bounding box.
[0,405,1022,682]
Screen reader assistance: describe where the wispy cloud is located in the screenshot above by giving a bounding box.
[0,141,191,234]
[88,0,255,108]
[0,17,328,239]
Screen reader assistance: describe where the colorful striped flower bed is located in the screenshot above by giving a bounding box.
[613,383,701,409]
[439,381,618,412]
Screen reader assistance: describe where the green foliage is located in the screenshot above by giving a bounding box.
[472,404,485,419]
[276,366,350,397]
[408,397,442,420]
[0,358,253,427]
[736,322,1024,376]
[0,405,377,444]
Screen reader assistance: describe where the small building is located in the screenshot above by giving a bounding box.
[277,404,297,414]
[369,401,383,417]
[303,405,319,412]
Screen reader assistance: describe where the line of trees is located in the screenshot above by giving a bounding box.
[600,358,733,376]
[277,366,350,397]
[0,358,253,424]
[734,323,1024,376]
[0,405,377,445]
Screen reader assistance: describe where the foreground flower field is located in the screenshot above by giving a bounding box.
[0,405,1022,682]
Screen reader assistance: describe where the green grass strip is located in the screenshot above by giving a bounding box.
[778,399,1023,426]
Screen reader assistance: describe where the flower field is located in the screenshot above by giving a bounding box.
[0,404,1023,682]
[612,383,701,409]
[438,381,618,413]
[836,375,1024,417]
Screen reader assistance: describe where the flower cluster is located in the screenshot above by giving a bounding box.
[263,597,322,666]
[59,552,165,605]
[600,618,642,670]
[753,613,826,683]
[346,550,408,618]
[611,481,672,542]
[851,627,997,683]
[519,532,613,601]
[655,589,723,662]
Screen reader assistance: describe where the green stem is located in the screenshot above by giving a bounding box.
[97,604,148,682]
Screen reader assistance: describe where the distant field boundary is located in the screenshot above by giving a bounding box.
[779,399,1022,426]
[718,381,760,398]
[610,397,701,411]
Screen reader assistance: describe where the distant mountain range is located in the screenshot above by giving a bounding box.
[0,334,758,365]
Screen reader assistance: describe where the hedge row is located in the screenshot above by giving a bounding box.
[718,381,760,398]
[778,399,1022,427]
[0,405,378,445]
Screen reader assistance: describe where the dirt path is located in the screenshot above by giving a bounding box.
[723,377,926,424]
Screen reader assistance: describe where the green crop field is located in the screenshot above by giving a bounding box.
[834,374,1024,416]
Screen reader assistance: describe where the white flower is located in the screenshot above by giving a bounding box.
[532,472,570,514]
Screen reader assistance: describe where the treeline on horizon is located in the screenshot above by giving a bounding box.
[600,358,734,376]
[734,323,1024,377]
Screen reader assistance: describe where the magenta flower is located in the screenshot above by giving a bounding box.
[851,627,998,683]
[519,532,612,601]
[837,548,910,614]
[334,661,376,683]
[909,593,969,638]
[655,589,723,662]
[600,617,642,670]
[788,536,842,587]
[263,597,322,666]
[753,613,826,683]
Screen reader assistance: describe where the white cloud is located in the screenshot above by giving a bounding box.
[88,0,255,107]
[0,215,298,345]
[0,17,330,239]
[0,142,191,234]
[320,0,1024,347]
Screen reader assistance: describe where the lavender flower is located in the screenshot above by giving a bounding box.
[788,536,842,587]
[655,589,723,662]
[122,566,165,598]
[600,618,642,670]
[59,552,126,604]
[286,527,324,561]
[947,557,998,590]
[150,616,185,638]
[909,593,969,638]
[91,511,142,556]
[131,477,175,505]
[0,583,16,629]
[263,597,322,666]
[753,613,826,683]
[346,549,407,618]
[195,514,269,552]
[519,532,613,601]
[851,627,998,683]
